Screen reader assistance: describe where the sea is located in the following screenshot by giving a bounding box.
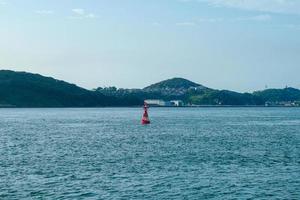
[0,107,299,199]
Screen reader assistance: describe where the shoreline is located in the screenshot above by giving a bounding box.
[1,105,300,109]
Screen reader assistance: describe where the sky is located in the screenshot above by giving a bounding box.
[0,0,300,92]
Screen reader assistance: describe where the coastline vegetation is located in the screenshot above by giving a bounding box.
[1,70,299,107]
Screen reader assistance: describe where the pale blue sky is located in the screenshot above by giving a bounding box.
[0,0,300,91]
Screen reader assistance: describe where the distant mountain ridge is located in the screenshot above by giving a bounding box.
[0,70,119,107]
[96,78,300,106]
[0,70,299,107]
[144,77,207,90]
[141,78,210,98]
[254,87,300,102]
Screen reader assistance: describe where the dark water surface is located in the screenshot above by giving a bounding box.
[0,108,299,199]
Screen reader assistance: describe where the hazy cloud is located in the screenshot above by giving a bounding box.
[283,24,300,30]
[0,0,7,5]
[72,8,85,15]
[198,17,224,22]
[152,22,162,26]
[86,13,97,18]
[236,14,272,21]
[70,8,97,19]
[176,22,196,26]
[35,10,54,15]
[196,15,271,23]
[197,0,300,15]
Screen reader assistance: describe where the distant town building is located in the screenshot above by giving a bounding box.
[265,101,299,107]
[145,99,180,107]
[170,100,184,107]
[145,99,167,106]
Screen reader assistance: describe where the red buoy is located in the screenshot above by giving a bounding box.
[141,102,150,125]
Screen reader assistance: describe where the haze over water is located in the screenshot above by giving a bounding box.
[0,108,299,199]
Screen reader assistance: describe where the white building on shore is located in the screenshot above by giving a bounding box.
[145,99,184,107]
[145,99,169,106]
[170,100,184,107]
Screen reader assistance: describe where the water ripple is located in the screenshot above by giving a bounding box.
[0,108,299,199]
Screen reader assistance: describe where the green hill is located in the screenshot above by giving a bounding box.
[0,70,118,107]
[253,87,300,102]
[144,78,206,90]
[142,78,211,99]
[189,90,264,105]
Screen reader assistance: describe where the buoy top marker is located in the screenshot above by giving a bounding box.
[141,102,150,125]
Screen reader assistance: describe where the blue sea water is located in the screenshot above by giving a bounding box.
[0,107,299,199]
